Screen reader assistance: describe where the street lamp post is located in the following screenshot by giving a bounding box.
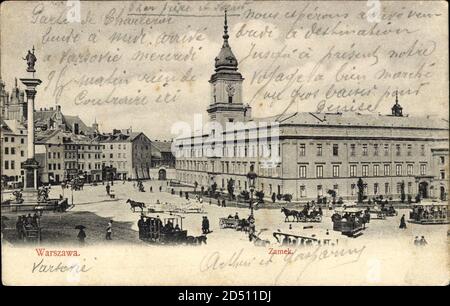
[246,164,257,218]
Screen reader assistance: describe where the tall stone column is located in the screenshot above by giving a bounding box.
[20,79,41,191]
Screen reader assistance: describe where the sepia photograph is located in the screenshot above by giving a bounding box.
[0,0,448,288]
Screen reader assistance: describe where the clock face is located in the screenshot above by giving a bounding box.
[226,83,236,96]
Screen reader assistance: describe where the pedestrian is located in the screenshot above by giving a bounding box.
[16,216,23,240]
[77,228,86,244]
[248,221,256,242]
[222,199,226,207]
[419,236,428,246]
[180,190,183,198]
[414,236,420,246]
[159,186,162,192]
[202,216,210,234]
[106,183,111,195]
[106,220,113,240]
[150,186,153,193]
[26,214,32,225]
[399,214,407,229]
[138,216,145,240]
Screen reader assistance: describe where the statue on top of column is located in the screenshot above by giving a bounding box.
[23,46,37,73]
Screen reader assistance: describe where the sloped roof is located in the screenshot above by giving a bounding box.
[252,112,449,130]
[151,140,173,153]
[35,129,62,144]
[0,120,13,133]
[1,119,26,134]
[63,115,95,135]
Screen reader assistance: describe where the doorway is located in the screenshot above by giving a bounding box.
[158,169,167,180]
[419,182,428,198]
[440,186,446,201]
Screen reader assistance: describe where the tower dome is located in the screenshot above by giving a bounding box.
[214,10,238,71]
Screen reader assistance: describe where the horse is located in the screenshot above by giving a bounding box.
[186,235,207,245]
[331,213,342,223]
[281,207,299,222]
[126,199,146,212]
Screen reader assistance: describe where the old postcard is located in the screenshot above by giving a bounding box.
[0,0,448,287]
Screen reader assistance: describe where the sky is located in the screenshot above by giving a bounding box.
[1,1,448,140]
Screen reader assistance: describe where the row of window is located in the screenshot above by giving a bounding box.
[298,182,415,197]
[108,144,127,150]
[299,163,428,178]
[63,152,102,160]
[108,153,127,159]
[64,162,102,170]
[63,144,102,151]
[3,147,25,156]
[178,160,261,175]
[179,143,281,159]
[299,143,427,157]
[3,160,16,170]
[3,136,25,143]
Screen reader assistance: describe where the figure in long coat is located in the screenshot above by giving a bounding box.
[399,214,407,229]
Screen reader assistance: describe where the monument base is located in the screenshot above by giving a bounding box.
[21,158,39,189]
[10,188,39,212]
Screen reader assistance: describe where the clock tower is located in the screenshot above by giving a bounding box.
[207,10,251,126]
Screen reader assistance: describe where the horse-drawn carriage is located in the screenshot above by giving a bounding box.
[219,216,251,232]
[368,207,386,220]
[21,224,42,242]
[169,201,205,214]
[408,201,449,225]
[273,229,339,247]
[383,205,398,217]
[331,207,367,237]
[281,207,322,223]
[139,214,188,244]
[127,199,146,212]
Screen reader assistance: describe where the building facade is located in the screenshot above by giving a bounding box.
[174,13,449,202]
[0,78,27,122]
[1,119,28,187]
[36,129,103,184]
[97,130,152,180]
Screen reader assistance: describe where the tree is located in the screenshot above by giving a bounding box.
[357,178,364,203]
[240,190,250,201]
[283,194,292,202]
[227,179,235,200]
[327,189,337,204]
[255,190,265,203]
[400,181,406,203]
[210,182,217,197]
[194,181,198,193]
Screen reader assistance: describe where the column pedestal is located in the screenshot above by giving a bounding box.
[20,158,40,206]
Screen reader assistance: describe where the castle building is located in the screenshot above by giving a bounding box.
[174,12,449,202]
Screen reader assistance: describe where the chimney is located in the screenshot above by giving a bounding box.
[73,123,79,135]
